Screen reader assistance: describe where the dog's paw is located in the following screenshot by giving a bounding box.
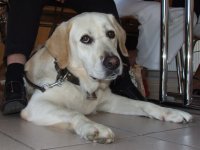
[162,108,193,123]
[146,104,193,123]
[76,123,115,144]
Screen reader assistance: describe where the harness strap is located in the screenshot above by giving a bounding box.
[24,73,46,92]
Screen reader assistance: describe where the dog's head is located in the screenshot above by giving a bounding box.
[46,12,128,81]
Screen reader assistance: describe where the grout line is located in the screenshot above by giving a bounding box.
[0,129,35,150]
[140,126,194,137]
[146,135,200,150]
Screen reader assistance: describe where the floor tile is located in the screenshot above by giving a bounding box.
[106,127,137,139]
[52,136,199,150]
[0,132,32,150]
[192,114,200,122]
[148,126,200,149]
[0,112,19,121]
[0,114,136,150]
[0,117,88,150]
[89,112,193,135]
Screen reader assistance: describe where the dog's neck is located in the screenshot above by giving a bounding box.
[55,61,101,100]
[68,65,111,100]
[67,65,99,93]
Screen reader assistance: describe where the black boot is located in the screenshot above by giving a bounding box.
[110,46,147,100]
[1,63,27,115]
[2,81,27,115]
[110,60,146,101]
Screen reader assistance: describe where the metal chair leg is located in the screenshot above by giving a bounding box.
[159,0,169,102]
[184,0,194,105]
[160,0,194,106]
[176,50,184,95]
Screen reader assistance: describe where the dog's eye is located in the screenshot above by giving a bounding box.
[80,35,93,44]
[106,30,115,39]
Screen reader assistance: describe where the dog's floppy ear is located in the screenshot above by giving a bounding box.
[108,14,129,57]
[46,21,72,69]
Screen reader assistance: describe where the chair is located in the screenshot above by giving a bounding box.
[160,0,200,109]
[40,1,77,37]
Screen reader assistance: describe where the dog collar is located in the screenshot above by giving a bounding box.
[54,61,80,85]
[25,61,79,92]
[54,62,97,100]
[25,61,97,100]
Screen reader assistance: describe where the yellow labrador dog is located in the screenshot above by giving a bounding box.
[21,12,192,144]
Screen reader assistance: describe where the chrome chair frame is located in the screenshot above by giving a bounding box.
[160,0,197,107]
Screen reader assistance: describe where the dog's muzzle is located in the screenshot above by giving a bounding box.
[103,55,120,70]
[103,55,121,79]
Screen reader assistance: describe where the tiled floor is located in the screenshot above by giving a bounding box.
[0,110,200,150]
[0,71,200,150]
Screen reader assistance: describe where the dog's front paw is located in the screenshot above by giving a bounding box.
[76,123,115,144]
[162,108,193,123]
[144,103,192,123]
[147,104,193,123]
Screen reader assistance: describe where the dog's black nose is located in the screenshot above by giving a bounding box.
[103,55,120,70]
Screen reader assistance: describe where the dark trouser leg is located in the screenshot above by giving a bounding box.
[110,64,146,100]
[2,0,46,115]
[5,0,46,59]
[64,0,119,21]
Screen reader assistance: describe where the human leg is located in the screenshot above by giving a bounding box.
[65,0,119,20]
[2,0,46,115]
